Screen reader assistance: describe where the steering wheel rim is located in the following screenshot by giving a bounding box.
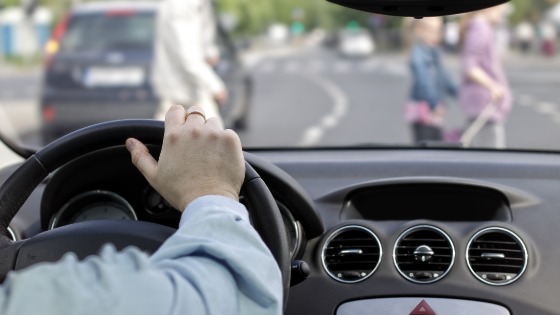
[0,119,290,299]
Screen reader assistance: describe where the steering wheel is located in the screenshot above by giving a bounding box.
[0,120,290,299]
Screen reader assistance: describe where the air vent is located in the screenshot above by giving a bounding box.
[467,227,528,286]
[393,225,455,284]
[322,225,382,283]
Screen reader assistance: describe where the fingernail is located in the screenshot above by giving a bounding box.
[125,139,135,151]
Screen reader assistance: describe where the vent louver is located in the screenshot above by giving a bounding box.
[467,227,528,286]
[393,225,455,284]
[322,225,382,283]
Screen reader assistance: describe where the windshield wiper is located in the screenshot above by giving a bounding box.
[349,141,464,149]
[418,141,464,149]
[0,130,36,159]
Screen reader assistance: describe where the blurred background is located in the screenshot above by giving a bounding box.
[0,0,559,151]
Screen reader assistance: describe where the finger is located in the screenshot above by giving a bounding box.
[223,129,243,149]
[126,138,158,183]
[204,117,223,131]
[185,106,207,126]
[165,105,186,131]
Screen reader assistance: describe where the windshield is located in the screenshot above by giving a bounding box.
[0,1,559,151]
[60,13,155,52]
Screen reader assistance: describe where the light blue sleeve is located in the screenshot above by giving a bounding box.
[0,196,282,315]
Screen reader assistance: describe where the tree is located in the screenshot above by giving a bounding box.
[509,0,558,23]
[218,0,373,34]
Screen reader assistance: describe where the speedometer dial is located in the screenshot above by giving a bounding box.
[240,197,303,260]
[70,201,136,223]
[277,201,303,260]
[50,191,137,229]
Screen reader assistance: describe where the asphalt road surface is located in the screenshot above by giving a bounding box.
[239,46,560,150]
[1,46,560,152]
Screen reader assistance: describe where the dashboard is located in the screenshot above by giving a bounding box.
[2,147,560,314]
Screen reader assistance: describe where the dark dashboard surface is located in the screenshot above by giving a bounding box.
[3,147,560,314]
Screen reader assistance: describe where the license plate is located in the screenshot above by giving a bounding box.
[84,67,145,87]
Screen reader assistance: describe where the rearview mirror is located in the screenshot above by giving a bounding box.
[326,0,509,17]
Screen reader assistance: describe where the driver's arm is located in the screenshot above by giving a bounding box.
[0,106,282,315]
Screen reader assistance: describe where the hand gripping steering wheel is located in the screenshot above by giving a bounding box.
[0,120,290,302]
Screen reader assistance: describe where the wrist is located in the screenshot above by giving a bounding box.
[180,188,240,212]
[486,82,500,91]
[179,195,249,228]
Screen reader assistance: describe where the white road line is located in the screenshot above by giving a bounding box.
[333,61,351,73]
[516,93,560,125]
[284,61,300,73]
[242,47,301,69]
[361,59,380,71]
[509,73,560,83]
[536,102,557,115]
[298,73,349,146]
[517,94,535,107]
[259,62,276,73]
[382,64,407,76]
[308,60,325,73]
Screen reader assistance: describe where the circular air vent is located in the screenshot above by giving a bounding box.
[466,227,528,286]
[321,225,382,283]
[393,225,455,284]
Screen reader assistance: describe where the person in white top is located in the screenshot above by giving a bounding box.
[515,21,534,53]
[152,0,228,123]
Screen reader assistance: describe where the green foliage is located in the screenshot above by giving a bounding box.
[219,0,326,34]
[2,0,20,6]
[218,0,375,34]
[509,0,557,23]
[38,0,72,21]
[5,0,557,34]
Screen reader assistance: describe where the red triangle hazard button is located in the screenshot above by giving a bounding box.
[410,300,436,315]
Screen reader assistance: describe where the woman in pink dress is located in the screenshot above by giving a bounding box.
[460,5,512,148]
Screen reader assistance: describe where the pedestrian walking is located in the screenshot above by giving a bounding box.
[405,17,458,143]
[515,21,534,54]
[152,0,227,124]
[539,20,557,57]
[459,4,512,148]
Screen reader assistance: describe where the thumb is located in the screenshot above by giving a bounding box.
[126,138,158,183]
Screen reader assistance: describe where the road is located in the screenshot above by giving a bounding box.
[1,47,560,152]
[240,47,560,150]
[0,68,41,146]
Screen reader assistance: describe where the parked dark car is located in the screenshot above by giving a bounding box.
[40,1,252,145]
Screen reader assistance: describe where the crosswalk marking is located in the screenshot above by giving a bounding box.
[362,59,380,71]
[517,94,535,107]
[537,102,557,115]
[258,62,277,73]
[283,61,300,73]
[254,59,406,76]
[514,92,560,126]
[380,63,408,76]
[333,61,351,73]
[308,60,325,72]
